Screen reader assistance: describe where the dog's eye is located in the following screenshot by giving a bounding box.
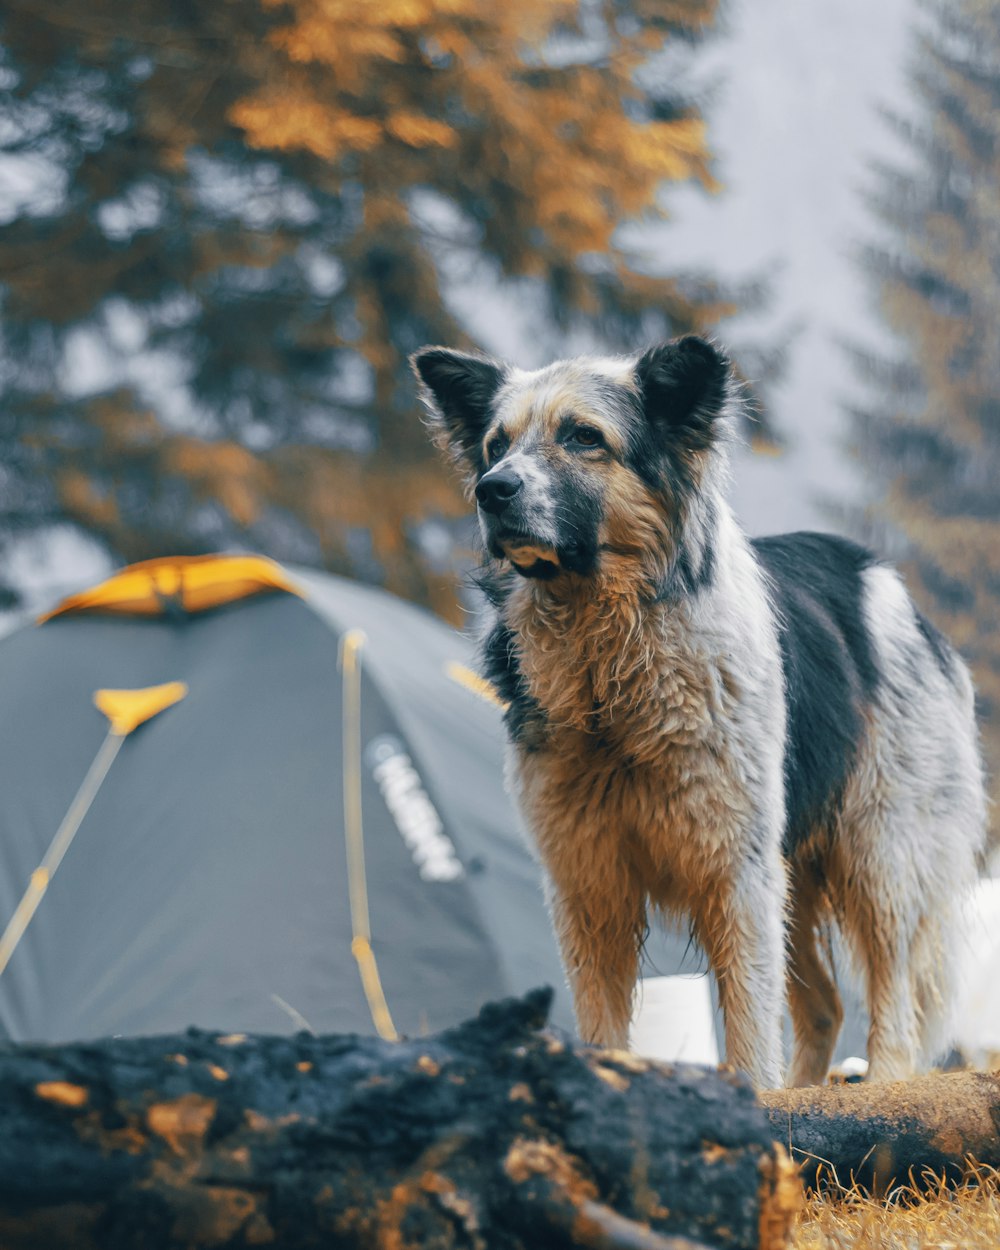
[486,432,508,463]
[570,426,604,449]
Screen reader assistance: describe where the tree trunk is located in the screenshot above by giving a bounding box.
[0,990,800,1250]
[760,1069,1000,1190]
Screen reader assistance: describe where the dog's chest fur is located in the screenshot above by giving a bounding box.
[503,575,772,902]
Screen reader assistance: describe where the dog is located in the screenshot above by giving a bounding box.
[411,334,988,1088]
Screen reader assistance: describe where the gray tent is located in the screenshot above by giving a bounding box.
[0,555,574,1042]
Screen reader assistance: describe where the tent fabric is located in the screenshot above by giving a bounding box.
[0,571,578,1043]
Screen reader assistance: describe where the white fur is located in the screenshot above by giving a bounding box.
[679,505,790,1087]
[834,566,987,1076]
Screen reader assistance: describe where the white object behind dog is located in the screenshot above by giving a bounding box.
[630,974,719,1065]
[953,876,1000,1066]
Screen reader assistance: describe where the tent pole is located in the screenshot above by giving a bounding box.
[0,682,187,981]
[340,630,398,1042]
[0,729,124,978]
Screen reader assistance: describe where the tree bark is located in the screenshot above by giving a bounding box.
[0,990,800,1250]
[760,1069,1000,1191]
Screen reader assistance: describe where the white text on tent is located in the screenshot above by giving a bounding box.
[366,735,464,883]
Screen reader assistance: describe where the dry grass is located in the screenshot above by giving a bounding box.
[792,1164,1000,1249]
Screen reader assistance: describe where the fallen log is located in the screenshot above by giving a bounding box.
[761,1068,1000,1191]
[0,989,800,1250]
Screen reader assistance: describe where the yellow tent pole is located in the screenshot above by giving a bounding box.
[0,682,187,980]
[0,729,124,978]
[339,630,398,1042]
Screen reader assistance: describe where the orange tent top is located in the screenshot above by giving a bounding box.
[39,554,301,622]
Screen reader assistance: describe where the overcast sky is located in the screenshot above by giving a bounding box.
[651,0,916,536]
[456,0,917,538]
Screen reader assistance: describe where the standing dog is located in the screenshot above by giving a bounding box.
[412,335,987,1088]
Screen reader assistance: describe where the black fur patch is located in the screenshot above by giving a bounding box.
[646,511,716,604]
[556,474,603,575]
[509,558,561,581]
[618,337,728,501]
[752,532,881,852]
[410,348,505,471]
[482,620,546,749]
[636,336,730,454]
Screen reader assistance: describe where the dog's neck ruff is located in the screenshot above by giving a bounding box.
[504,562,718,762]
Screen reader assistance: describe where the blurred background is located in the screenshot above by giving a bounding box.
[0,0,999,1052]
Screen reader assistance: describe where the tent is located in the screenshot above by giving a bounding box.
[0,555,576,1043]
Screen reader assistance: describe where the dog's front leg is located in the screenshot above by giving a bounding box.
[545,869,645,1051]
[696,846,787,1089]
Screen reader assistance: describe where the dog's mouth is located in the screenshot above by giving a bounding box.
[488,530,562,579]
[504,539,560,571]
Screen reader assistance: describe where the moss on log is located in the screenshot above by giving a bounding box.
[0,989,799,1249]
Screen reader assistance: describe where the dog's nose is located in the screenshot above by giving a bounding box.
[476,468,522,514]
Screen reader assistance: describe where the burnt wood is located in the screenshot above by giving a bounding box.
[0,990,800,1250]
[761,1068,1000,1191]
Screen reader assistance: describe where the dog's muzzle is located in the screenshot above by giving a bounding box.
[476,467,561,573]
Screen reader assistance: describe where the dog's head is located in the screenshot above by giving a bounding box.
[411,336,732,585]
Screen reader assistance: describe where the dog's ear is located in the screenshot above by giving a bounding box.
[410,347,505,468]
[635,336,730,452]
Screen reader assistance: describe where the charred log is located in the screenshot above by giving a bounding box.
[761,1068,1000,1191]
[0,989,800,1250]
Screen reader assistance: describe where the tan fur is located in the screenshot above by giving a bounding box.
[600,467,677,574]
[492,367,633,459]
[502,541,560,569]
[506,558,778,1075]
[784,862,843,1086]
[489,374,631,460]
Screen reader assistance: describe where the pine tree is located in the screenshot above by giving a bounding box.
[0,0,731,617]
[852,0,1000,829]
